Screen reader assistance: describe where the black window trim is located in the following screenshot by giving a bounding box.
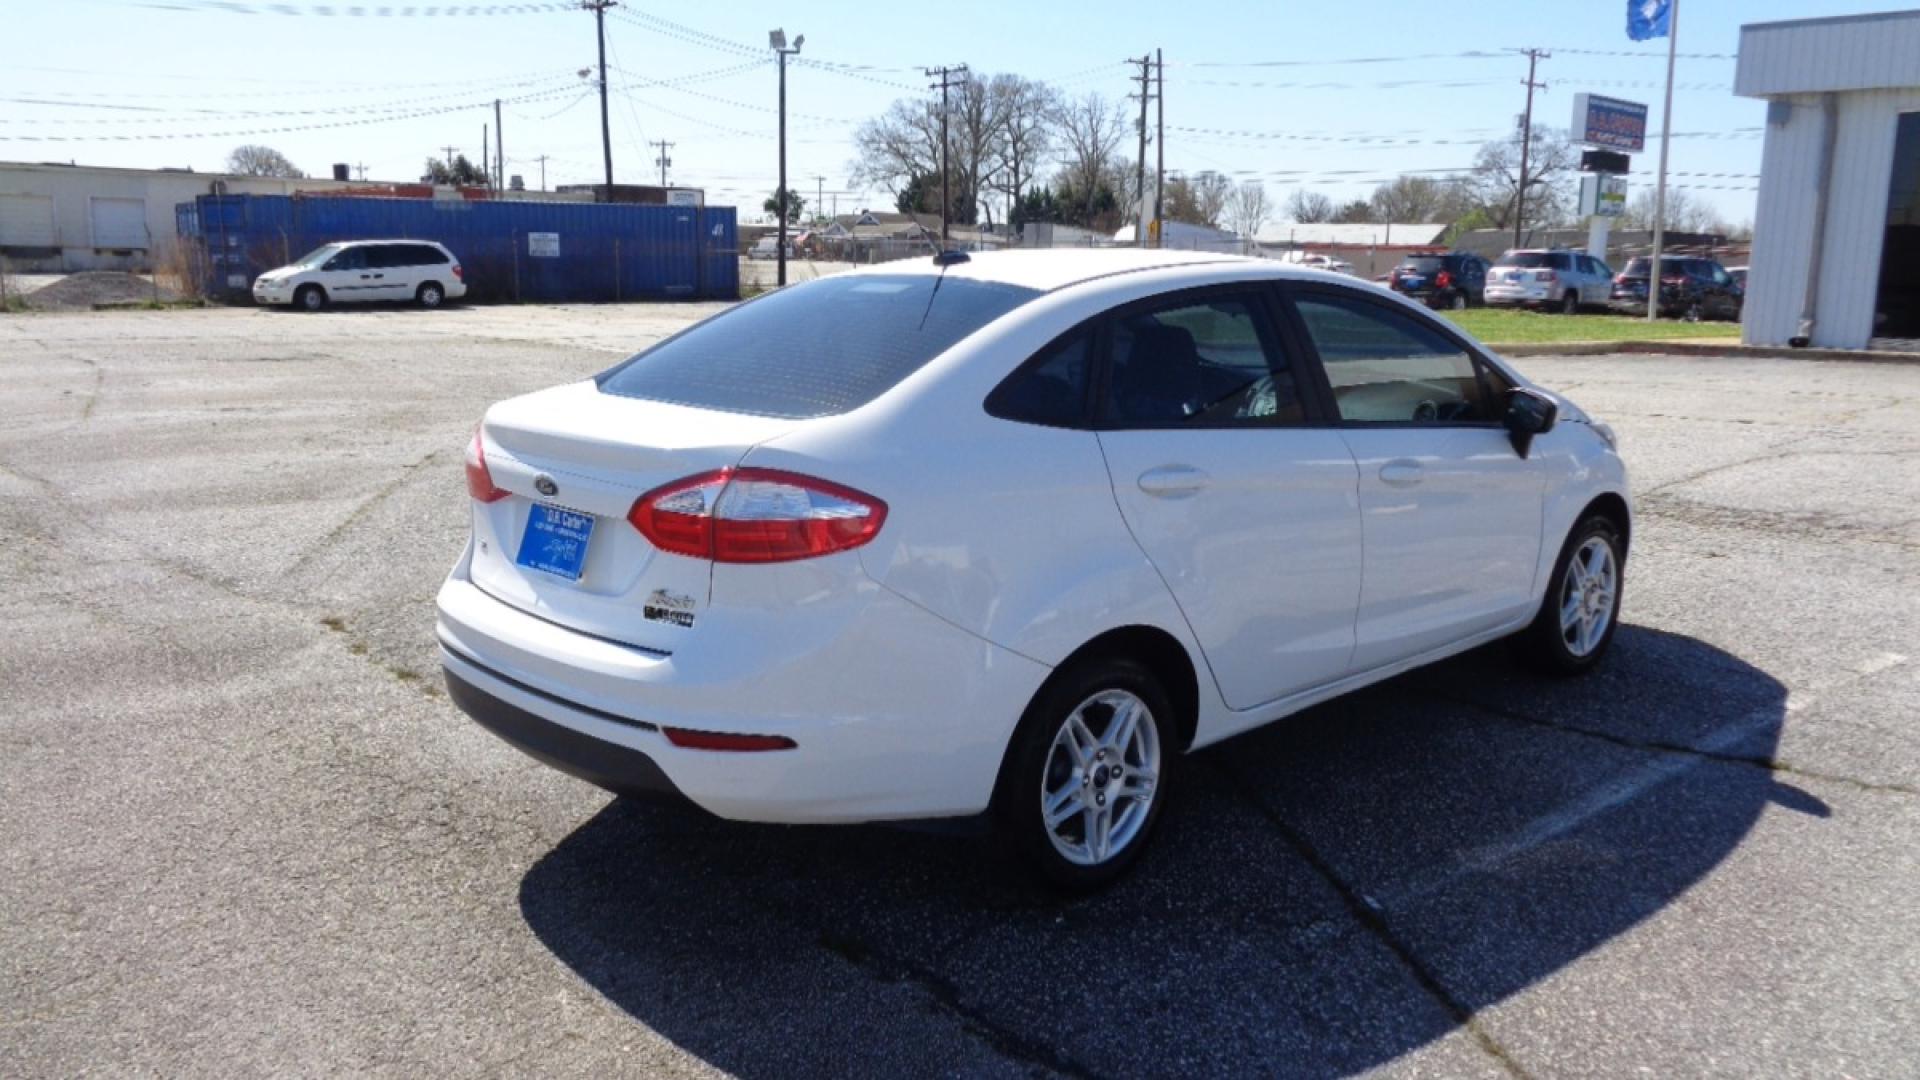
[1273,280,1515,431]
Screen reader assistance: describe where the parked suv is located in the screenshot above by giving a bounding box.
[1387,252,1488,310]
[253,240,467,311]
[1484,250,1614,314]
[1610,255,1744,320]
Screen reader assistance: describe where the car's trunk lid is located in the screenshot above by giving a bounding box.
[467,380,794,652]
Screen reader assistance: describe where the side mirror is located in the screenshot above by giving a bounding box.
[1505,387,1558,459]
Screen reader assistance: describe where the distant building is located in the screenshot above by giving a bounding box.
[1253,222,1449,279]
[1735,9,1920,347]
[554,183,705,207]
[0,160,375,272]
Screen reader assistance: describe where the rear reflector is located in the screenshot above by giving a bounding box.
[662,726,798,752]
[629,467,887,563]
[465,425,509,503]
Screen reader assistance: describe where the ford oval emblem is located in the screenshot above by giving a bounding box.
[534,474,558,498]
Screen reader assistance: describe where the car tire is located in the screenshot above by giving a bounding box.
[295,285,325,312]
[416,282,444,309]
[1560,291,1580,315]
[1517,514,1625,676]
[1682,300,1704,323]
[993,656,1174,891]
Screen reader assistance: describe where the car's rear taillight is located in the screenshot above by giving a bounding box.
[1436,270,1453,288]
[1614,273,1627,284]
[628,468,887,563]
[451,264,463,280]
[464,425,508,503]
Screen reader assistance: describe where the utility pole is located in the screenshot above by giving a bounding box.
[924,64,968,248]
[651,139,674,187]
[494,98,504,191]
[353,162,367,181]
[439,144,459,184]
[771,28,804,286]
[1513,48,1550,248]
[535,154,548,192]
[481,124,489,187]
[811,174,825,226]
[582,1,617,198]
[1155,48,1165,249]
[1129,55,1153,248]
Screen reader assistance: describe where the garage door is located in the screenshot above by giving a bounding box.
[0,194,56,247]
[89,196,148,249]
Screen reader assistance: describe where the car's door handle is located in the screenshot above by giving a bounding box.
[360,273,373,279]
[1379,460,1424,488]
[1138,465,1210,498]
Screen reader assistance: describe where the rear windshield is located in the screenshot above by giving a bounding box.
[1621,256,1690,276]
[1397,256,1445,272]
[597,274,1042,418]
[1495,252,1563,269]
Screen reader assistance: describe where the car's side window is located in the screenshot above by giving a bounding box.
[1293,292,1499,424]
[327,247,366,272]
[986,330,1093,428]
[1101,294,1304,427]
[365,246,399,269]
[423,245,451,265]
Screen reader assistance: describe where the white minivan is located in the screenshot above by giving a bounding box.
[253,240,467,311]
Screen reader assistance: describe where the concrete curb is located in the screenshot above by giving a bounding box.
[1488,339,1920,364]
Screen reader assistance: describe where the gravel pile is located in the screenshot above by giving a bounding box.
[23,272,182,311]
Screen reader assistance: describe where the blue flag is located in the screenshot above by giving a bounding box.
[1629,0,1672,41]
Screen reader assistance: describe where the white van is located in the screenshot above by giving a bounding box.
[252,240,467,311]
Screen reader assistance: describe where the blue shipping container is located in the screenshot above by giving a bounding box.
[179,193,738,303]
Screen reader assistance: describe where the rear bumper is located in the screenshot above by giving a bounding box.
[1484,285,1554,305]
[434,550,1051,824]
[444,655,689,802]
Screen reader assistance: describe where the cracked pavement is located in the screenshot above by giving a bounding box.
[3,307,1917,1077]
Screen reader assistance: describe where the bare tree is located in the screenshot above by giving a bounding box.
[1052,91,1128,227]
[1285,188,1336,224]
[990,75,1058,225]
[951,75,1008,227]
[1367,174,1469,224]
[1464,126,1579,231]
[850,100,943,208]
[1620,186,1717,233]
[226,144,305,178]
[1226,181,1271,238]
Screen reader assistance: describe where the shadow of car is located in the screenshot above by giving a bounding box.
[517,626,1793,1078]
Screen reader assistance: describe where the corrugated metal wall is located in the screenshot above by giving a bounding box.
[1737,13,1920,98]
[1744,90,1920,348]
[180,194,738,303]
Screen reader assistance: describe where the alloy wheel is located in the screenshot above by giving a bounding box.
[1040,689,1161,866]
[1558,536,1618,658]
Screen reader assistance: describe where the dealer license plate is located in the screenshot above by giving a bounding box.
[517,504,595,581]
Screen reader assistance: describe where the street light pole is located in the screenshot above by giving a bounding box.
[771,29,804,287]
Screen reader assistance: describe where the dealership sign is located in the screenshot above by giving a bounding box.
[1571,93,1649,153]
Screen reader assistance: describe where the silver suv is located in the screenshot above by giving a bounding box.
[1484,249,1614,314]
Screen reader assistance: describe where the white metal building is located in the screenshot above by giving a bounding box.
[1736,10,1920,348]
[0,161,367,273]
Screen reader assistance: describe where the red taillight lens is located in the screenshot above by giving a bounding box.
[464,425,509,503]
[628,467,887,563]
[1436,270,1453,288]
[451,264,464,279]
[1614,273,1626,284]
[662,726,797,752]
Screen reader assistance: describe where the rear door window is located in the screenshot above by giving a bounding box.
[599,274,1041,418]
[1101,293,1305,427]
[411,244,450,265]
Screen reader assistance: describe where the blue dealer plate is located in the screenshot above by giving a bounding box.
[516,504,595,581]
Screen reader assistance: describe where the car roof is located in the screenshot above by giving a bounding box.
[832,248,1365,294]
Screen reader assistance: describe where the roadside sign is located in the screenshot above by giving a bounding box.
[1572,93,1649,153]
[528,232,560,258]
[1579,174,1629,218]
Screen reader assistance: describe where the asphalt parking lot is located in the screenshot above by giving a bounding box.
[3,304,1917,1077]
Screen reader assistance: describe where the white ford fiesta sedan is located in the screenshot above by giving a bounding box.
[437,249,1630,888]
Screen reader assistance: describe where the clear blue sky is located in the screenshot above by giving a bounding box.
[3,0,1893,225]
